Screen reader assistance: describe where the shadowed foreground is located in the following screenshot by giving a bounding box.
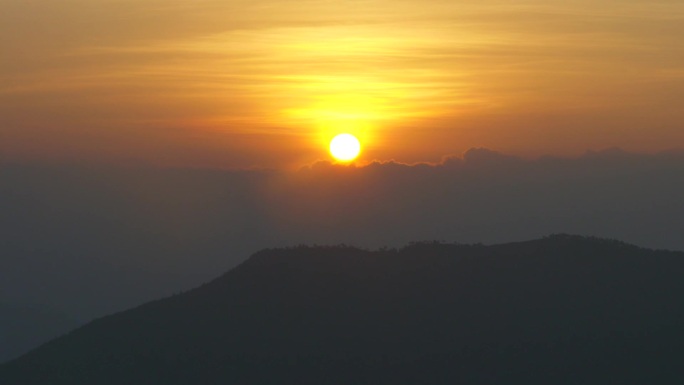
[1,235,683,384]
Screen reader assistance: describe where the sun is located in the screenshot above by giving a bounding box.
[329,133,361,162]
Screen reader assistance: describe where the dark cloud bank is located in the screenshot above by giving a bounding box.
[2,148,684,322]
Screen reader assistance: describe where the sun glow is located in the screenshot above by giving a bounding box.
[329,133,361,162]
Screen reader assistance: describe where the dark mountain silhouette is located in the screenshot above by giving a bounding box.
[0,303,80,364]
[2,235,684,384]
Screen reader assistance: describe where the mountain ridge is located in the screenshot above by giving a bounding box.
[2,234,683,384]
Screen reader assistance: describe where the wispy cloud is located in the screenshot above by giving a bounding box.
[2,0,683,166]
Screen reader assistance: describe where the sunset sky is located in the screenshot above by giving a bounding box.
[4,0,684,356]
[2,0,683,167]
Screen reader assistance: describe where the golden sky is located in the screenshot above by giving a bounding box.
[2,0,683,167]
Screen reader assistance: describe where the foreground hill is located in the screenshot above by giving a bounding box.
[2,235,684,384]
[0,303,79,363]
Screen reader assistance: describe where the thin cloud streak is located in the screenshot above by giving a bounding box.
[2,0,684,166]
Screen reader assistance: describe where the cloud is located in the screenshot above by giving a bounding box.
[2,148,684,319]
[270,148,684,249]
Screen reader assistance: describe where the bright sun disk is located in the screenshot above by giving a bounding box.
[329,133,361,162]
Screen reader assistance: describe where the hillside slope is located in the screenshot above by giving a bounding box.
[2,235,684,384]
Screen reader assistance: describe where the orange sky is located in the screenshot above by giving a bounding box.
[2,0,683,168]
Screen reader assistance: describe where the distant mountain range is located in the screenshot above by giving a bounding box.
[0,303,79,364]
[2,235,683,384]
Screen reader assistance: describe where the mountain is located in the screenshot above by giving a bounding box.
[2,235,684,384]
[0,303,80,364]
